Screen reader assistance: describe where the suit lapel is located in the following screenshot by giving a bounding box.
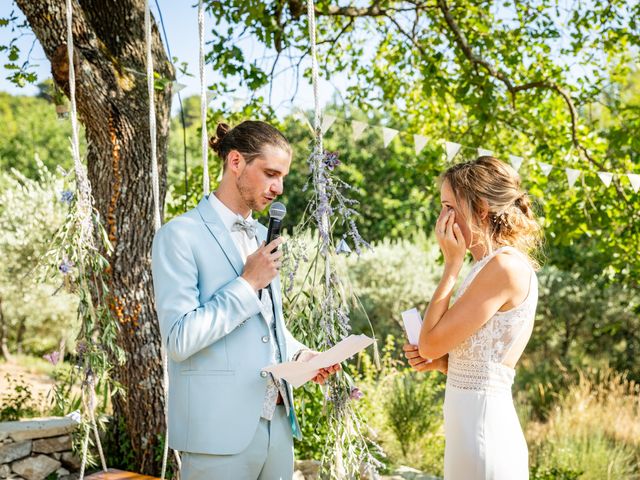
[257,226,289,357]
[197,198,290,356]
[196,196,244,276]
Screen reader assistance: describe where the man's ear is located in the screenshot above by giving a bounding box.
[226,150,245,175]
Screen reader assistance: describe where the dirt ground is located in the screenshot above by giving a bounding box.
[0,359,57,411]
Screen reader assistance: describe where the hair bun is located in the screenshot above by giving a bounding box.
[209,122,231,153]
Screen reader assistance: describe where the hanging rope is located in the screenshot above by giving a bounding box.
[153,0,189,211]
[65,0,108,477]
[159,350,171,479]
[65,0,93,248]
[142,2,176,478]
[145,0,162,231]
[306,0,322,141]
[306,0,332,299]
[199,0,210,196]
[143,2,173,478]
[78,375,108,478]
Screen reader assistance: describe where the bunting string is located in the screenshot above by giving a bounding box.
[291,110,639,194]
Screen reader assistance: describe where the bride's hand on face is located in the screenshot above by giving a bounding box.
[435,207,466,269]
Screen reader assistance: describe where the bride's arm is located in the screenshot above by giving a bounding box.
[419,253,526,359]
[418,209,526,360]
[418,208,466,358]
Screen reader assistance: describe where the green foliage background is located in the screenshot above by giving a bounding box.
[1,0,639,475]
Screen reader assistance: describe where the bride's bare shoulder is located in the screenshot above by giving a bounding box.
[485,249,532,296]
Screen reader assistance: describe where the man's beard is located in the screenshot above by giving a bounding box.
[236,173,262,211]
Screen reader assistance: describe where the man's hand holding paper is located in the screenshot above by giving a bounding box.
[295,350,341,384]
[263,334,374,388]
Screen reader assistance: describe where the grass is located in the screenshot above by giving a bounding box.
[0,352,62,377]
[526,368,640,479]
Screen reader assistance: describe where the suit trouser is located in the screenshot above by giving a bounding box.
[180,405,294,480]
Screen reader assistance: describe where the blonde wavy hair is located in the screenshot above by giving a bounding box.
[439,156,543,269]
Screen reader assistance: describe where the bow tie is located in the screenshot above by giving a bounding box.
[231,216,257,239]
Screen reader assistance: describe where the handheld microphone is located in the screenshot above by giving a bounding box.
[266,202,286,252]
[260,202,286,300]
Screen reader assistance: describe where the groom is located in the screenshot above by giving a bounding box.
[151,120,338,479]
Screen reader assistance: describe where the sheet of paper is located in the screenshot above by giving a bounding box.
[263,334,374,388]
[401,307,423,345]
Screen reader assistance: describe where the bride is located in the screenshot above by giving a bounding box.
[403,156,542,479]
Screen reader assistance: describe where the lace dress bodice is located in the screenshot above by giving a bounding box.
[447,246,538,393]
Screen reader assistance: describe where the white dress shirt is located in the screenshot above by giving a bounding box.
[208,193,290,420]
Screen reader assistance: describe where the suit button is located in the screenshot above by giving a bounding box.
[260,371,268,378]
[261,336,269,343]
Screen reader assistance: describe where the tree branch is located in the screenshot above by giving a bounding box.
[436,0,632,207]
[288,0,432,19]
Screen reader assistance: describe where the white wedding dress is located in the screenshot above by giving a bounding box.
[444,246,538,479]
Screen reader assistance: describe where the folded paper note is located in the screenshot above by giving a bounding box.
[263,334,374,388]
[401,307,423,345]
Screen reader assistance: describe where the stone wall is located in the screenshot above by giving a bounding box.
[0,417,80,480]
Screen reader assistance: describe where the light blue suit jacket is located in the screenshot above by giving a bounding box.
[151,196,306,455]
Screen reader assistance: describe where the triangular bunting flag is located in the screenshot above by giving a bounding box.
[478,148,493,157]
[382,127,399,147]
[172,81,187,94]
[293,108,313,132]
[336,238,352,255]
[414,135,428,155]
[445,141,462,162]
[509,155,524,172]
[232,97,246,110]
[205,90,216,105]
[352,121,368,141]
[321,115,337,135]
[565,168,581,188]
[538,162,553,177]
[628,173,640,193]
[597,172,613,187]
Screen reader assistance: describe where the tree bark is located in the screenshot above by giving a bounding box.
[0,296,12,361]
[15,316,26,355]
[15,0,173,473]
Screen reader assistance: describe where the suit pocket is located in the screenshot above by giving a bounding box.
[182,337,229,372]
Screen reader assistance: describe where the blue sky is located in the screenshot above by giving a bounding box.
[0,1,339,116]
[1,1,632,120]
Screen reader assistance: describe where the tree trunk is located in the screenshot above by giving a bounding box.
[15,0,173,473]
[15,316,26,355]
[0,296,12,361]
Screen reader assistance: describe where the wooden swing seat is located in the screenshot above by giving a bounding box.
[86,469,160,479]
